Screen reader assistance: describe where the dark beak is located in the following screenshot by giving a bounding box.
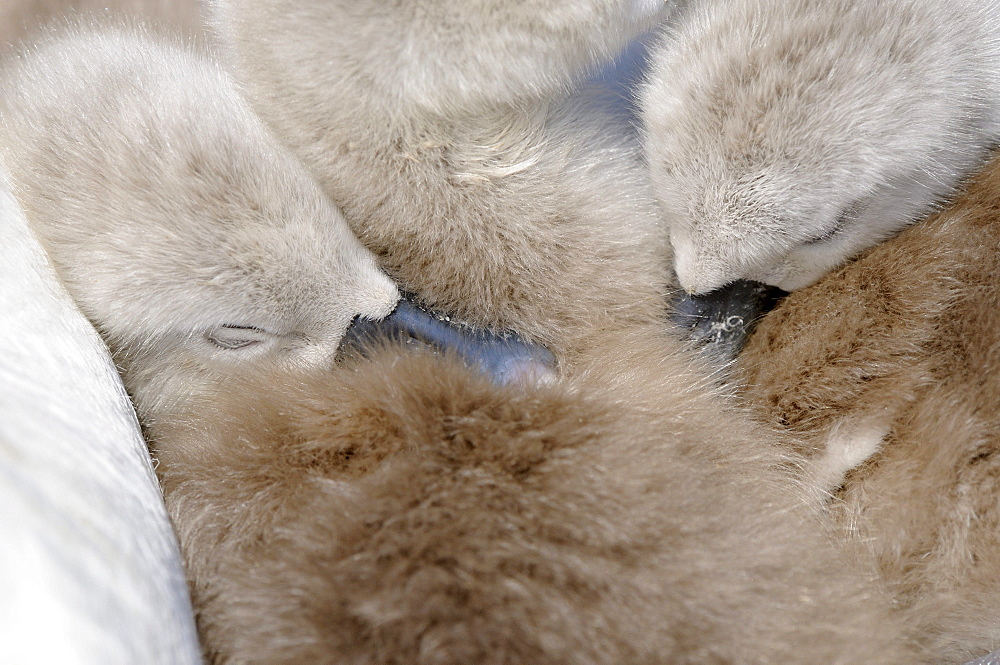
[670,280,787,357]
[339,295,557,385]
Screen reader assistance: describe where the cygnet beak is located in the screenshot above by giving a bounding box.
[339,295,557,386]
[671,280,787,357]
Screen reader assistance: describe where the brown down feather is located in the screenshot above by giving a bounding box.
[739,151,1000,663]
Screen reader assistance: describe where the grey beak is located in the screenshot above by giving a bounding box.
[671,280,787,357]
[339,295,557,385]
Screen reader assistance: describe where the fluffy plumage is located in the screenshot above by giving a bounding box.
[0,20,925,664]
[0,0,204,48]
[211,0,676,355]
[642,0,1000,293]
[738,152,1000,663]
[151,328,917,665]
[14,6,1000,663]
[0,24,399,414]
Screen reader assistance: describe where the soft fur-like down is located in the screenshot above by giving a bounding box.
[11,5,1000,663]
[0,0,204,48]
[151,330,917,665]
[738,153,1000,663]
[642,0,1000,293]
[0,21,924,664]
[211,0,676,356]
[0,24,400,415]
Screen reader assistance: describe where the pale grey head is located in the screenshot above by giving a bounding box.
[643,0,1000,293]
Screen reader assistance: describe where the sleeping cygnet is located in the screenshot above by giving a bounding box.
[0,20,555,415]
[642,0,1000,295]
[0,22,402,413]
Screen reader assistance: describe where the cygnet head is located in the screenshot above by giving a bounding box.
[0,26,399,409]
[642,0,1000,293]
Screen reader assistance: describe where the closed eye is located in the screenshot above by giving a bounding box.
[803,219,845,245]
[803,199,866,245]
[207,325,274,350]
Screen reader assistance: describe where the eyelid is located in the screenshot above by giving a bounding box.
[804,219,845,245]
[207,325,274,350]
[804,199,866,245]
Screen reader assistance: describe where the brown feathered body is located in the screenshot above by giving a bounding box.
[739,154,1000,663]
[152,327,916,665]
